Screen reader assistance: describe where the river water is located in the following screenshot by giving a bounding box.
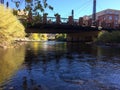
[0,41,120,90]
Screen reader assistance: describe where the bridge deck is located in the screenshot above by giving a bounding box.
[25,23,99,33]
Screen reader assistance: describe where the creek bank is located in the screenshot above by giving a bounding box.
[0,38,28,49]
[0,37,49,49]
[15,38,48,42]
[0,42,27,49]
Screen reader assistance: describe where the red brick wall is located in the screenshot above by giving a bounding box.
[98,14,119,29]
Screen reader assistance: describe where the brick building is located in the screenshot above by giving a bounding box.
[88,9,120,29]
[97,9,120,29]
[83,9,120,29]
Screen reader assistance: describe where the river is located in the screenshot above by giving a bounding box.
[0,41,120,90]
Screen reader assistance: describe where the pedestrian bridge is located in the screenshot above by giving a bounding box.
[25,23,100,33]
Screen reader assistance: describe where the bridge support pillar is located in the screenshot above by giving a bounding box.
[68,16,74,25]
[55,14,61,24]
[79,17,84,26]
[43,13,48,24]
[67,31,100,42]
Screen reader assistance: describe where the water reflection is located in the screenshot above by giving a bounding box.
[1,41,120,90]
[0,46,25,88]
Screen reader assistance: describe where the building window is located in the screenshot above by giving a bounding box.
[103,17,106,20]
[115,16,119,20]
[105,10,112,14]
[109,16,112,20]
[115,21,118,25]
[109,11,113,14]
[105,10,109,14]
[114,11,119,15]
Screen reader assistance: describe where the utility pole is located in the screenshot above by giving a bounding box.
[92,0,96,26]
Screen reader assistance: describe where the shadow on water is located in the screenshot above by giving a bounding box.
[1,41,120,90]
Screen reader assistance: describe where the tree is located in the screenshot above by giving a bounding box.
[55,34,67,41]
[0,4,25,47]
[29,33,48,41]
[97,31,120,43]
[12,0,53,23]
[25,0,53,14]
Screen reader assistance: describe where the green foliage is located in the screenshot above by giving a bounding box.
[29,33,48,41]
[25,0,53,13]
[29,33,40,40]
[97,31,120,43]
[12,9,18,15]
[33,14,42,23]
[55,34,67,41]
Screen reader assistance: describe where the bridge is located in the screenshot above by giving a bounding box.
[25,23,99,33]
[25,0,119,34]
[19,0,120,41]
[25,15,101,42]
[23,0,118,42]
[24,0,99,34]
[25,12,100,33]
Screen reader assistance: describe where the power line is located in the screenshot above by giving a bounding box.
[75,0,91,11]
[75,0,91,13]
[62,0,92,18]
[75,0,92,17]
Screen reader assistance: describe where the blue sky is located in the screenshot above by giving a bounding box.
[6,0,120,19]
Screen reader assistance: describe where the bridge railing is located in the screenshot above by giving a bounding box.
[47,17,68,23]
[26,13,95,26]
[41,15,94,27]
[26,14,100,28]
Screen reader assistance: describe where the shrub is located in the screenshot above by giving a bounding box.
[97,31,120,43]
